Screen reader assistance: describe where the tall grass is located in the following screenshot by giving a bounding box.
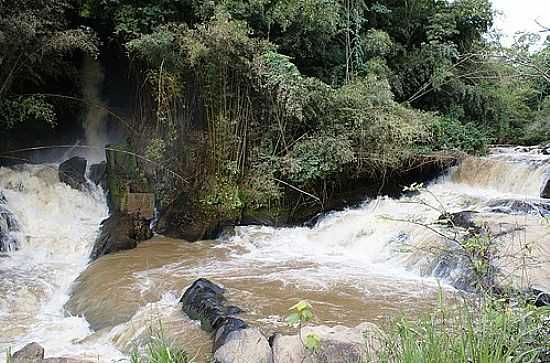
[129,337,193,363]
[376,296,550,363]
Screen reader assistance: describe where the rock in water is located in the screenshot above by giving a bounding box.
[181,278,226,331]
[59,157,88,190]
[0,192,19,252]
[213,328,273,363]
[438,211,480,231]
[542,178,550,199]
[180,279,244,332]
[271,322,381,363]
[90,212,153,259]
[12,342,44,362]
[487,199,550,216]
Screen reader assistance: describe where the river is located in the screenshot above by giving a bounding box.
[1,147,549,362]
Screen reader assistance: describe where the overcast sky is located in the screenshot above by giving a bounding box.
[491,0,550,44]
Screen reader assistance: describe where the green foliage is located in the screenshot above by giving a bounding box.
[522,97,550,145]
[0,0,97,130]
[304,333,321,352]
[282,135,355,185]
[0,96,56,129]
[378,299,550,363]
[287,300,315,327]
[429,116,490,154]
[111,0,536,223]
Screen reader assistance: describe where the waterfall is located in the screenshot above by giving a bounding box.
[81,56,109,163]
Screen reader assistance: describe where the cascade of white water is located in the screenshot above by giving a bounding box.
[0,164,123,361]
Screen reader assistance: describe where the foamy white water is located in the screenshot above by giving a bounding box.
[218,148,550,293]
[0,165,124,361]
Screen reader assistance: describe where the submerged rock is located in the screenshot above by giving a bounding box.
[90,212,153,259]
[487,199,550,216]
[271,322,381,363]
[214,328,272,363]
[59,157,87,190]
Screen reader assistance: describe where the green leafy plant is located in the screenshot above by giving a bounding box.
[287,300,321,352]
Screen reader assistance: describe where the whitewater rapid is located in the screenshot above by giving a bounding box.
[0,165,124,361]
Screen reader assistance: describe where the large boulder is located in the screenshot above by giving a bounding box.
[180,278,244,333]
[213,328,273,363]
[90,212,153,259]
[59,157,88,190]
[271,322,381,363]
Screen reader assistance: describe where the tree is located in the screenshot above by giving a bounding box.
[0,0,97,130]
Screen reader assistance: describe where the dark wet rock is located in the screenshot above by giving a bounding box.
[88,161,107,189]
[0,192,19,252]
[487,199,550,216]
[12,342,44,362]
[438,211,480,230]
[527,288,550,307]
[214,328,272,363]
[542,179,550,199]
[90,212,153,260]
[59,157,88,190]
[180,278,243,332]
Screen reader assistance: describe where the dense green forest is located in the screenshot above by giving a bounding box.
[1,0,550,237]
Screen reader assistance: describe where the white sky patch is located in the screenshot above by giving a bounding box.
[491,0,550,46]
